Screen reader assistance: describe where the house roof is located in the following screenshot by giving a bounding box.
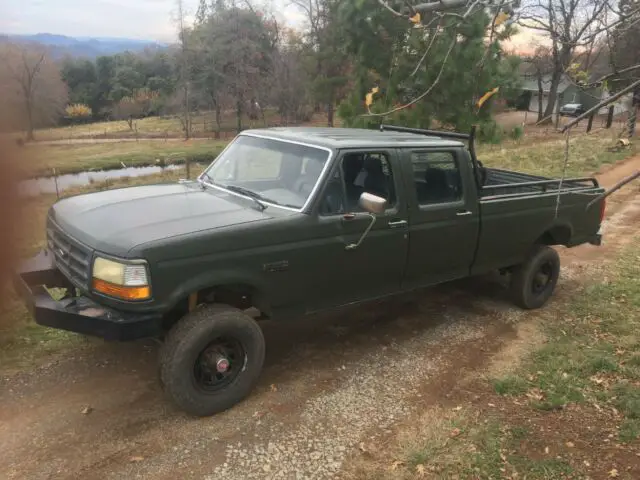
[520,73,573,93]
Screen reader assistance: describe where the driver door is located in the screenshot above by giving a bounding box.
[302,149,409,312]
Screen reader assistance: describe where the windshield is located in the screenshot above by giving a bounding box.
[201,135,331,210]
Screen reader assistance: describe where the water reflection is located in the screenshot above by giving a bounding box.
[20,165,182,197]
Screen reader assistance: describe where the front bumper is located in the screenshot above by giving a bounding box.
[13,250,163,341]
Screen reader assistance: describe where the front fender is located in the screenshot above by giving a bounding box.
[163,268,271,313]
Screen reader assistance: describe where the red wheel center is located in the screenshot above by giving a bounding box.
[216,358,230,373]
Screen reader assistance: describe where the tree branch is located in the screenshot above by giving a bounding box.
[365,35,457,117]
[378,0,404,16]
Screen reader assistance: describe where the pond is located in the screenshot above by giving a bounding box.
[19,164,184,197]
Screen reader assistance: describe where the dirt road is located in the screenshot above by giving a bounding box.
[1,156,639,480]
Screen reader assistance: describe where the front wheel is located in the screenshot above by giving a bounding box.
[510,245,561,309]
[159,304,265,417]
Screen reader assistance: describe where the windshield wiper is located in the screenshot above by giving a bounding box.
[223,185,268,211]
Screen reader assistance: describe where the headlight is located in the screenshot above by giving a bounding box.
[92,257,151,301]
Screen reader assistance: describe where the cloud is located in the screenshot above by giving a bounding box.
[1,0,306,41]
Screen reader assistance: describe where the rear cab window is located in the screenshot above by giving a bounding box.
[409,151,464,206]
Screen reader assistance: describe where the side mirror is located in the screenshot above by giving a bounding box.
[359,192,387,214]
[345,192,387,251]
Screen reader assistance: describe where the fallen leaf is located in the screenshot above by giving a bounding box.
[526,389,545,401]
[544,446,550,454]
[416,464,426,476]
[566,441,575,448]
[81,406,93,415]
[453,406,463,411]
[609,468,619,477]
[270,384,278,392]
[390,460,404,471]
[129,456,144,463]
[358,442,367,453]
[450,428,462,438]
[584,460,591,467]
[409,12,421,24]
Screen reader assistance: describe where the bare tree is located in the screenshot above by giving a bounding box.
[175,0,193,139]
[0,43,67,140]
[517,0,631,123]
[523,46,555,121]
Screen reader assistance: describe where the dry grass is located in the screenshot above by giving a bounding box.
[477,129,638,178]
[20,140,225,177]
[10,109,286,142]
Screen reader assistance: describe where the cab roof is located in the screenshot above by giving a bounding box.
[240,127,466,150]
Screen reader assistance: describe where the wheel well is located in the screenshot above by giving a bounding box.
[537,225,572,246]
[162,284,270,331]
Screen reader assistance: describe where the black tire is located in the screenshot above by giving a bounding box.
[510,245,561,310]
[159,304,265,417]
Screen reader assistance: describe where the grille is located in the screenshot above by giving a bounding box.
[47,220,93,290]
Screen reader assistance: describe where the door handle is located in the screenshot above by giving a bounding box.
[388,219,408,229]
[456,211,473,216]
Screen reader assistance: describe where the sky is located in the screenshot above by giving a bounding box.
[1,0,539,53]
[0,0,306,41]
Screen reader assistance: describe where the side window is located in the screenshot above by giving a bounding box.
[343,152,396,211]
[319,152,397,215]
[411,151,463,205]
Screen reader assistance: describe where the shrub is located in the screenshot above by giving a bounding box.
[478,121,504,144]
[510,125,524,140]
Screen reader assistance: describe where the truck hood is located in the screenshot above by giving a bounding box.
[49,182,274,256]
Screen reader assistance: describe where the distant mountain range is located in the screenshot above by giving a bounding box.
[0,33,166,58]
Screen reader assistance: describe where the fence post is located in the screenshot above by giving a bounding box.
[606,106,615,128]
[53,168,59,199]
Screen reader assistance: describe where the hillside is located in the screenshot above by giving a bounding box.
[0,33,164,58]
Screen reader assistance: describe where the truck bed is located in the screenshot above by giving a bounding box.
[480,168,600,199]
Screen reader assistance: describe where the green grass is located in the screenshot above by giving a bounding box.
[387,412,575,479]
[476,129,638,177]
[491,239,640,436]
[21,139,226,177]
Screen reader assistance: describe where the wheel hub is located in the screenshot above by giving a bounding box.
[216,357,230,373]
[193,337,245,392]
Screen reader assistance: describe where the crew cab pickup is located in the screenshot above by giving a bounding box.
[15,125,606,416]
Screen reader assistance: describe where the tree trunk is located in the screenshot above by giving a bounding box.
[25,97,35,141]
[236,97,243,133]
[542,68,562,123]
[628,106,637,138]
[327,102,334,127]
[215,103,222,139]
[536,75,544,122]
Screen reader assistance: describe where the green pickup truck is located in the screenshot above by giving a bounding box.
[15,125,606,416]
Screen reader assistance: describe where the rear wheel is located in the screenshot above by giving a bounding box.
[159,304,265,417]
[510,245,560,309]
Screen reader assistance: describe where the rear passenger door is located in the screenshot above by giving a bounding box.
[402,149,480,288]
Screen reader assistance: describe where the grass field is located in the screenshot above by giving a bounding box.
[21,139,227,177]
[477,129,638,178]
[20,126,636,179]
[11,108,292,142]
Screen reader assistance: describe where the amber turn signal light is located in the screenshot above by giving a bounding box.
[92,279,151,301]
